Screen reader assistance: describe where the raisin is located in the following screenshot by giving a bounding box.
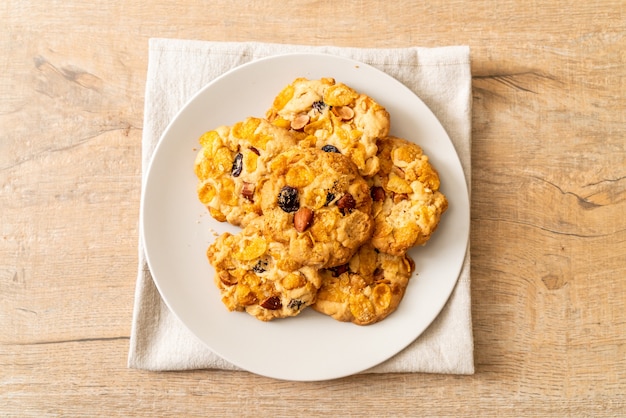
[287,299,304,310]
[312,100,326,113]
[370,186,385,202]
[260,296,282,310]
[329,264,349,277]
[277,186,299,213]
[321,144,340,153]
[231,152,243,177]
[337,193,356,215]
[252,259,267,273]
[324,192,335,206]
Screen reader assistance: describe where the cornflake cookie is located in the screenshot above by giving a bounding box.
[260,147,374,269]
[266,77,390,177]
[194,117,297,226]
[207,218,322,321]
[368,136,448,256]
[312,243,415,325]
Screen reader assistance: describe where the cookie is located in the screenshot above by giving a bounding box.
[368,136,448,256]
[207,218,322,321]
[312,243,415,325]
[194,117,297,226]
[266,77,390,177]
[259,147,374,269]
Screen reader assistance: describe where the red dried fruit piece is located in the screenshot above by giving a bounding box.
[329,264,349,277]
[260,296,282,310]
[241,182,255,202]
[337,193,356,215]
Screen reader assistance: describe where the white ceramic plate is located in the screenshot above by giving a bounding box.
[141,53,469,381]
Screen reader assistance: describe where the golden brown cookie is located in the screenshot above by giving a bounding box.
[207,218,322,321]
[312,243,415,325]
[266,77,390,177]
[194,117,297,226]
[368,136,448,256]
[260,147,374,269]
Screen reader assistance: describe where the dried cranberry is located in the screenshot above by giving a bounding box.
[322,144,340,153]
[261,296,282,310]
[231,152,243,177]
[277,186,299,213]
[337,193,356,215]
[329,264,349,277]
[241,182,255,202]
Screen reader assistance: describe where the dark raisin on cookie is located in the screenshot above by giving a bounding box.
[370,186,385,201]
[321,144,340,153]
[287,299,304,310]
[252,259,268,273]
[324,192,335,206]
[312,100,326,113]
[277,186,300,213]
[231,152,243,177]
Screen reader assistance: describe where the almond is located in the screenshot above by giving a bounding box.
[218,271,237,286]
[337,193,356,215]
[293,207,313,232]
[290,114,310,130]
[333,105,355,120]
[393,193,408,203]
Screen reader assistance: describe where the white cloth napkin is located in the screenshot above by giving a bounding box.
[128,38,474,375]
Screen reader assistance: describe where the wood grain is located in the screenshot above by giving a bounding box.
[2,0,625,415]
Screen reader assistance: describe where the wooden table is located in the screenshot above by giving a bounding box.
[2,1,625,415]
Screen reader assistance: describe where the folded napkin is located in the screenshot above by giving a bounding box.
[128,38,474,375]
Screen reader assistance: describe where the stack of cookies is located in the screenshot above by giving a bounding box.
[194,78,448,325]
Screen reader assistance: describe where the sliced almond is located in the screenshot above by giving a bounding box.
[393,193,408,203]
[290,114,310,130]
[219,271,237,286]
[391,165,406,178]
[332,105,355,120]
